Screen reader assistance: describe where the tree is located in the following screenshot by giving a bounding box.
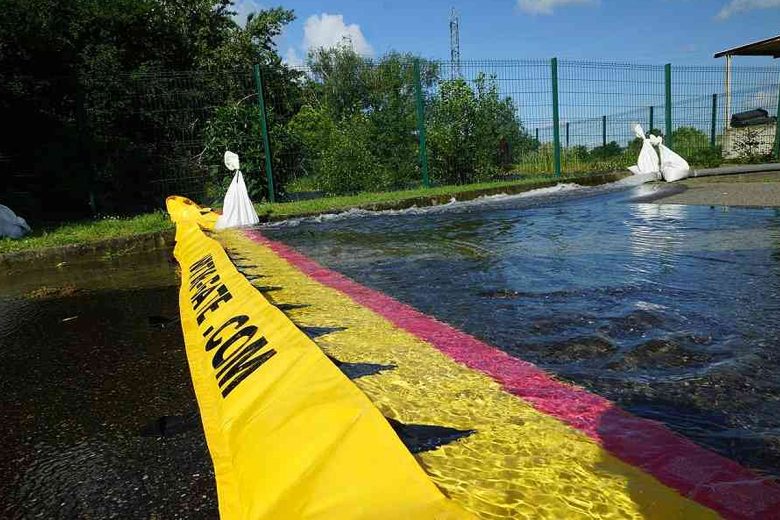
[287,45,437,194]
[427,79,478,184]
[428,74,535,184]
[0,0,300,216]
[199,8,307,203]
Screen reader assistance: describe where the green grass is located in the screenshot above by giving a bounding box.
[261,173,594,218]
[284,175,319,193]
[0,172,607,256]
[0,211,173,255]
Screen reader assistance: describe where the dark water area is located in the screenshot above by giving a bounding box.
[263,181,780,476]
[0,249,217,519]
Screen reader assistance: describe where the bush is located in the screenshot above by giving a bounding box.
[686,146,722,168]
[318,118,381,194]
[732,127,773,163]
[285,47,431,194]
[589,140,623,160]
[288,105,383,194]
[428,74,535,184]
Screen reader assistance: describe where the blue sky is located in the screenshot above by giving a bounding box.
[234,0,780,65]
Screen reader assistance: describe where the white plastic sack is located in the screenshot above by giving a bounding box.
[657,138,691,183]
[215,151,260,230]
[224,150,240,172]
[627,124,660,176]
[0,204,31,239]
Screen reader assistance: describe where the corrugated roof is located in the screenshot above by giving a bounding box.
[714,34,780,58]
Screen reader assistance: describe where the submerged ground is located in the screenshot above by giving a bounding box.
[262,176,780,476]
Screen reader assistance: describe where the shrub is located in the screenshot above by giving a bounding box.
[428,74,535,184]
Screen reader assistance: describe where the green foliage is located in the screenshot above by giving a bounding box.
[5,0,741,215]
[427,74,536,185]
[285,46,433,194]
[569,145,589,161]
[285,49,537,194]
[317,115,382,194]
[200,73,305,203]
[427,79,480,184]
[589,140,623,159]
[668,127,724,167]
[686,146,723,168]
[732,127,773,163]
[671,127,708,155]
[201,102,266,202]
[0,0,300,216]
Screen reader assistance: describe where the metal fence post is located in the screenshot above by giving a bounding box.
[774,83,780,159]
[551,57,561,178]
[710,94,718,148]
[565,122,570,148]
[602,115,607,148]
[535,128,539,142]
[413,59,430,188]
[649,106,654,132]
[253,63,275,203]
[665,63,673,149]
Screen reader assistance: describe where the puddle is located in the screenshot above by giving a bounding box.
[0,248,217,519]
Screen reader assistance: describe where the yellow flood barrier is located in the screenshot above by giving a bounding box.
[166,196,469,520]
[221,228,720,520]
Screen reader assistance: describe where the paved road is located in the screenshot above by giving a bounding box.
[655,171,780,207]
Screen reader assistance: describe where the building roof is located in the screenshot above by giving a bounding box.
[714,34,780,58]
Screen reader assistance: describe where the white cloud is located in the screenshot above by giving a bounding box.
[231,0,263,24]
[283,47,305,69]
[517,0,598,15]
[717,0,780,19]
[301,13,373,55]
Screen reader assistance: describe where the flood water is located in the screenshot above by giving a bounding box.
[263,180,780,476]
[2,178,780,518]
[0,249,217,519]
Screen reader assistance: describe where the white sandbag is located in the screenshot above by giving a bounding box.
[0,204,31,239]
[215,151,260,230]
[657,138,691,183]
[224,150,240,171]
[628,124,660,176]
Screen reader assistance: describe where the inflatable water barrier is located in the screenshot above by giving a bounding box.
[166,196,469,519]
[168,196,780,519]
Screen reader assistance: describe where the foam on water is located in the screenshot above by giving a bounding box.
[263,175,653,229]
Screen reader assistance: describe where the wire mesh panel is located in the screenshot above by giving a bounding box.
[418,60,778,183]
[272,52,423,200]
[54,58,780,213]
[671,65,780,164]
[422,59,550,184]
[557,61,665,173]
[84,68,256,208]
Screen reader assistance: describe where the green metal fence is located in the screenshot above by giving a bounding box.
[8,57,778,213]
[81,68,258,207]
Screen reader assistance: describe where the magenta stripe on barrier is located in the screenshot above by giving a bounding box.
[245,229,780,520]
